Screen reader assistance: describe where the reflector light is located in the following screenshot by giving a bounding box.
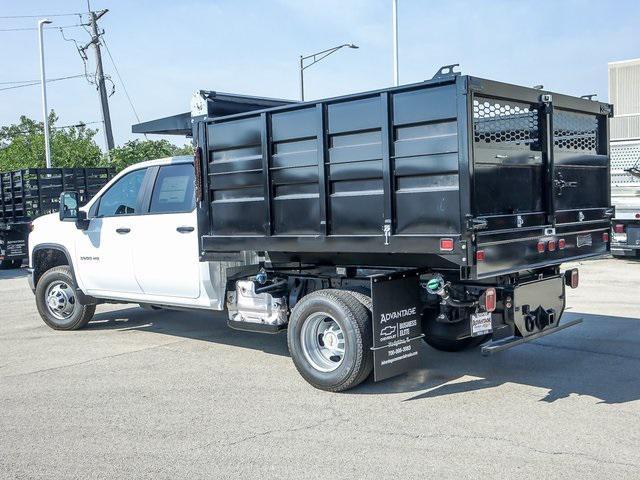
[440,238,454,251]
[484,287,497,312]
[568,269,579,289]
[475,250,485,262]
[537,241,546,253]
[602,232,609,243]
[614,224,625,234]
[558,239,566,249]
[548,240,556,252]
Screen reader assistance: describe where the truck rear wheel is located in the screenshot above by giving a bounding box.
[287,289,373,392]
[35,266,96,330]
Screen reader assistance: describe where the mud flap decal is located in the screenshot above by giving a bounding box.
[371,271,424,382]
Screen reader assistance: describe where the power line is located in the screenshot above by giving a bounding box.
[3,121,102,137]
[102,36,142,123]
[0,13,83,19]
[0,74,86,92]
[0,24,85,32]
[0,74,85,85]
[54,121,102,129]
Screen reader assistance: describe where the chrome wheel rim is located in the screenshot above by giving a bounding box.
[45,281,76,321]
[300,312,345,372]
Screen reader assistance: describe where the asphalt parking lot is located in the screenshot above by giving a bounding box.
[1,257,640,479]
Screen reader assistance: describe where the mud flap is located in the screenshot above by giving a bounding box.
[370,271,424,382]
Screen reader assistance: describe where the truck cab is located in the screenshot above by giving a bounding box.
[28,156,221,323]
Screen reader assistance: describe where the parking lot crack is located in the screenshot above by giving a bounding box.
[0,339,189,379]
[357,428,639,469]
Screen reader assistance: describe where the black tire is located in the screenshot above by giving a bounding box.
[287,289,373,392]
[35,265,96,330]
[0,258,22,269]
[344,290,372,312]
[425,334,490,352]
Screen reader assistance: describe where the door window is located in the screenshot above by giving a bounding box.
[97,168,146,217]
[149,164,195,214]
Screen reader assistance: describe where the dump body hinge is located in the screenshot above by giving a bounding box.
[431,63,460,80]
[600,103,614,117]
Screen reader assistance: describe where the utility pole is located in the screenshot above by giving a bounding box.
[86,9,114,152]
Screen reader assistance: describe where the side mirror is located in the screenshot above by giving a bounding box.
[59,192,79,221]
[59,192,89,230]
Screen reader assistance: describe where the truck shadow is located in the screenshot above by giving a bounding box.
[354,311,640,404]
[87,306,290,357]
[0,266,29,280]
[87,307,640,404]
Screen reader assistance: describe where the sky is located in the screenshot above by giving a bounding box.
[1,0,639,150]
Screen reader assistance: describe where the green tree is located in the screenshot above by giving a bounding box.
[108,139,193,171]
[0,112,102,171]
[0,113,193,172]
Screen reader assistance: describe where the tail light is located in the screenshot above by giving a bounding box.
[564,268,579,289]
[483,287,497,312]
[28,222,34,233]
[636,213,640,219]
[475,250,485,262]
[548,240,556,252]
[439,238,454,251]
[537,241,546,253]
[614,224,625,234]
[602,232,609,243]
[558,238,566,249]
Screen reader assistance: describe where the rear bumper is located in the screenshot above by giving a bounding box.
[611,242,640,256]
[482,318,582,355]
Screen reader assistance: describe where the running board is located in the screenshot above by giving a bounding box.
[481,318,583,356]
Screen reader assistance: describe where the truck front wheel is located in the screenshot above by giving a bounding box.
[35,266,96,330]
[287,290,373,392]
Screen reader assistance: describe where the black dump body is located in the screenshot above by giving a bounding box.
[194,74,613,280]
[0,167,113,261]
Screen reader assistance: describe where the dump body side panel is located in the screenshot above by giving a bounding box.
[201,78,466,268]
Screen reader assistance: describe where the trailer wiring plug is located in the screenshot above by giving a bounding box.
[421,274,477,308]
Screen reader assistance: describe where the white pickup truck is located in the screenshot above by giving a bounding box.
[28,156,210,329]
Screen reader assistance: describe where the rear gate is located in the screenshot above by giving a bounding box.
[470,88,612,277]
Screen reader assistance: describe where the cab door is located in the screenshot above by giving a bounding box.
[132,163,200,299]
[74,168,148,295]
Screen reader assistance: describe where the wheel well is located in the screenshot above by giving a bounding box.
[33,248,70,287]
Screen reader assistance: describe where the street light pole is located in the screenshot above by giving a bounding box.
[38,18,52,168]
[298,43,359,101]
[299,55,305,102]
[392,0,399,86]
